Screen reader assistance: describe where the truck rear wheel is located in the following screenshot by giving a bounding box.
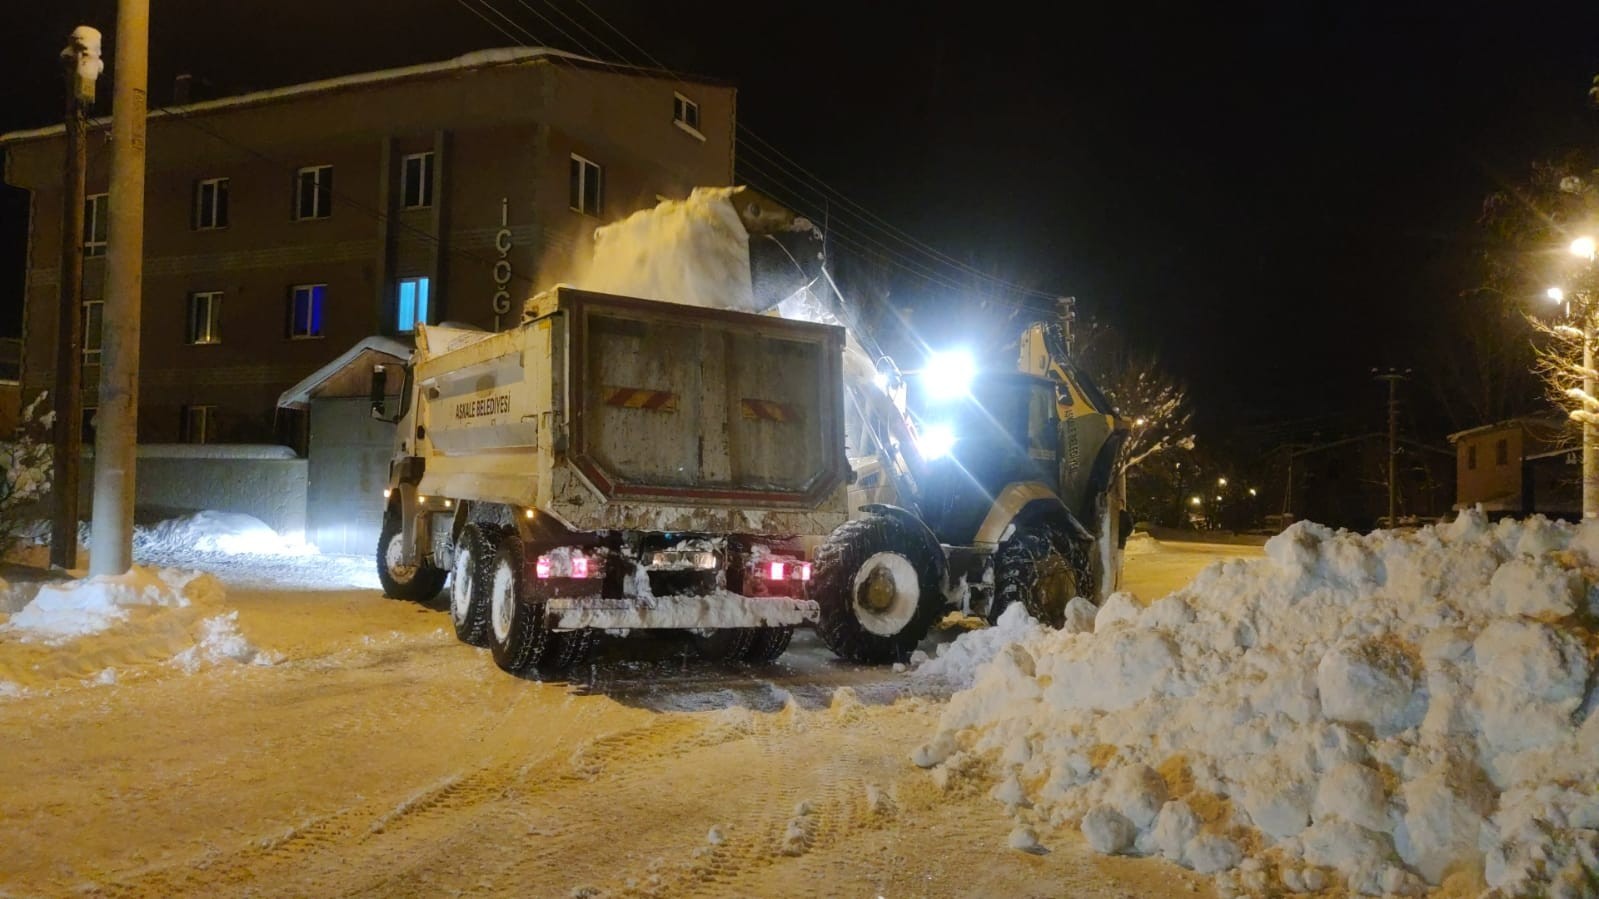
[742,626,794,663]
[992,526,1092,628]
[377,510,447,601]
[449,524,495,646]
[486,534,594,677]
[812,515,944,664]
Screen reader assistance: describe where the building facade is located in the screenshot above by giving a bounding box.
[1,48,735,446]
[1448,417,1579,518]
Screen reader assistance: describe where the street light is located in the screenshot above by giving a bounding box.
[1248,487,1258,497]
[1218,477,1228,487]
[1548,286,1567,303]
[1189,496,1201,506]
[1571,236,1597,261]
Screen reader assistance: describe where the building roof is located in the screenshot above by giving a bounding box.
[0,47,730,146]
[1446,415,1566,444]
[277,336,411,410]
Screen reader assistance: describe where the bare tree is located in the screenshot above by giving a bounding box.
[1073,316,1196,480]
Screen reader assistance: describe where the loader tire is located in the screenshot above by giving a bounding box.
[812,515,944,664]
[377,511,447,601]
[992,526,1092,628]
[449,524,495,647]
[486,534,594,677]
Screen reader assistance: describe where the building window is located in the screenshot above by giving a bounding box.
[187,291,223,345]
[84,193,108,256]
[294,165,333,220]
[82,300,103,366]
[402,152,434,209]
[288,284,326,339]
[82,406,97,443]
[396,277,431,333]
[673,93,702,134]
[194,177,229,230]
[1467,444,1477,471]
[182,405,214,444]
[569,154,602,216]
[1495,438,1509,466]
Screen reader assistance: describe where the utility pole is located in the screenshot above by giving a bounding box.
[1586,318,1597,519]
[1373,368,1409,529]
[89,0,149,577]
[51,28,102,570]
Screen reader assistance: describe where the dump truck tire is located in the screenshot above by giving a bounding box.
[692,628,757,661]
[741,626,794,663]
[377,511,447,601]
[448,524,494,646]
[812,515,944,664]
[486,534,595,677]
[992,526,1092,628]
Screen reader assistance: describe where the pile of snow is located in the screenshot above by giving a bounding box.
[1124,531,1163,556]
[0,566,272,690]
[914,512,1599,896]
[135,511,313,556]
[6,567,221,642]
[568,186,759,314]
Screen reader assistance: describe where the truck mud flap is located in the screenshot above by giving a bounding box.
[544,595,818,631]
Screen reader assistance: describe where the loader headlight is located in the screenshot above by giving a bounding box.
[923,349,975,401]
[919,423,957,461]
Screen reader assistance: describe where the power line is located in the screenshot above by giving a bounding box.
[541,0,1064,302]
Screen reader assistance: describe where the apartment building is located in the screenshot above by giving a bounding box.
[0,47,735,445]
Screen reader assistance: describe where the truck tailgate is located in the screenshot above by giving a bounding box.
[563,289,846,508]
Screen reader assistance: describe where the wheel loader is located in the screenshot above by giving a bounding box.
[805,305,1132,663]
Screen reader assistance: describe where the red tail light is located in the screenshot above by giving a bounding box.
[572,555,590,579]
[768,561,786,580]
[799,563,812,581]
[535,556,552,579]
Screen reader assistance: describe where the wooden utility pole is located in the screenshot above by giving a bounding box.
[1374,369,1409,529]
[89,0,148,577]
[51,27,102,570]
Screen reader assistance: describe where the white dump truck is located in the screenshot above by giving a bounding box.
[373,286,850,675]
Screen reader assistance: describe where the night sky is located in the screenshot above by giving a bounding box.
[3,1,1598,450]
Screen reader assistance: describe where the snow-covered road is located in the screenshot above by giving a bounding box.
[0,534,1245,897]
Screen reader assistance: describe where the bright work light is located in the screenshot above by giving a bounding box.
[923,349,976,400]
[919,423,957,461]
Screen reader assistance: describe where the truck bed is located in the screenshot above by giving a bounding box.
[412,288,850,536]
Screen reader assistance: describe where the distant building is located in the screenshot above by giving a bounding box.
[1283,434,1454,531]
[0,337,19,437]
[1448,417,1579,519]
[0,47,735,447]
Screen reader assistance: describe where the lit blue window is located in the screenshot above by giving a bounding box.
[289,284,326,338]
[396,277,430,333]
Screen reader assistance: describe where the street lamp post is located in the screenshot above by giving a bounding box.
[1554,235,1599,519]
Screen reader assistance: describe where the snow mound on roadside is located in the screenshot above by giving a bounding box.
[6,567,221,641]
[913,512,1599,897]
[136,511,313,556]
[0,566,272,689]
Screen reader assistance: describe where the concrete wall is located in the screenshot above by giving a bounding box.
[77,446,308,538]
[307,398,396,556]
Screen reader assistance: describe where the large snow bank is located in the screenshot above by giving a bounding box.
[914,512,1599,896]
[135,511,313,556]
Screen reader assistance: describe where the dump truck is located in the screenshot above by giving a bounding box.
[373,286,850,675]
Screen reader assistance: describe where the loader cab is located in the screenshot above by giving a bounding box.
[910,371,1062,546]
